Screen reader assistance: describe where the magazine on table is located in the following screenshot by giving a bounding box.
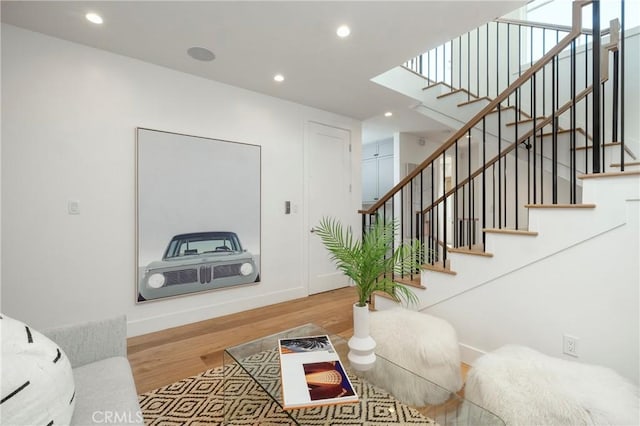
[278,334,358,410]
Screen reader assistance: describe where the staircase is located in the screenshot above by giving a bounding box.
[362,0,640,384]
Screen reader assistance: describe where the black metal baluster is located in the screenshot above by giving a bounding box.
[468,129,472,247]
[442,151,447,265]
[592,0,601,173]
[527,136,531,204]
[515,93,519,228]
[518,25,522,120]
[496,21,500,98]
[553,50,559,204]
[507,24,511,106]
[620,0,625,171]
[571,40,577,203]
[602,81,606,172]
[498,103,502,227]
[612,49,619,149]
[492,164,496,228]
[585,34,589,174]
[455,141,459,246]
[542,29,546,119]
[431,165,435,264]
[420,169,424,263]
[532,73,537,204]
[482,117,487,248]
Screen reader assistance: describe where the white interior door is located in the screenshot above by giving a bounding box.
[307,121,352,295]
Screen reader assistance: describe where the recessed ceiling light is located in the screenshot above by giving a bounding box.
[384,112,393,117]
[187,47,215,62]
[85,12,103,25]
[336,25,351,38]
[274,74,285,82]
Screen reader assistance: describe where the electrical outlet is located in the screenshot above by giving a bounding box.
[563,334,579,357]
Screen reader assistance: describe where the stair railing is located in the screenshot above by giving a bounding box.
[363,0,628,273]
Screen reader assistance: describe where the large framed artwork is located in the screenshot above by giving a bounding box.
[136,128,261,302]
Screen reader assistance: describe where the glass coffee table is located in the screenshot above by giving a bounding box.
[223,323,503,425]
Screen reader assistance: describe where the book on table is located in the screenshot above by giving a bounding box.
[278,335,358,410]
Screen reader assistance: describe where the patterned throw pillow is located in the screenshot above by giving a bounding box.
[1,314,76,425]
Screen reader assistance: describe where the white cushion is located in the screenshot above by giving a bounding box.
[465,345,640,426]
[1,314,76,425]
[364,307,463,405]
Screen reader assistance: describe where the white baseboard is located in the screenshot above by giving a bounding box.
[459,342,486,366]
[127,287,307,337]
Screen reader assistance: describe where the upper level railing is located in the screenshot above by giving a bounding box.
[362,0,629,277]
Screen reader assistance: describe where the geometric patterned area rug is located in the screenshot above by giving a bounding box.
[139,349,437,425]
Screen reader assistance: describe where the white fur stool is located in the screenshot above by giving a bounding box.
[362,307,463,405]
[464,345,640,426]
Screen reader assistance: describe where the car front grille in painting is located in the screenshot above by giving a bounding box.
[164,269,198,286]
[200,265,212,284]
[214,264,242,278]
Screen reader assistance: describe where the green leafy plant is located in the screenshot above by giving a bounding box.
[315,216,423,307]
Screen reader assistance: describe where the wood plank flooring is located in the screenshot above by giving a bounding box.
[128,286,358,393]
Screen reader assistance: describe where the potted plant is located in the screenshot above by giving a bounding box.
[314,216,423,370]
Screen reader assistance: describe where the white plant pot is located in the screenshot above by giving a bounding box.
[348,303,376,371]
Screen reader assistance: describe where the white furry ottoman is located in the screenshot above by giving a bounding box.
[464,345,640,426]
[361,307,463,406]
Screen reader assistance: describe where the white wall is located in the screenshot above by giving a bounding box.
[0,24,361,336]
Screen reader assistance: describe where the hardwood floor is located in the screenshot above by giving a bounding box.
[127,286,358,393]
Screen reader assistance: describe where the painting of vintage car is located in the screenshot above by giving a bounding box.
[138,231,259,301]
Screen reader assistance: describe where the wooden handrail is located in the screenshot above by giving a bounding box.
[494,17,611,37]
[421,85,593,215]
[362,0,591,215]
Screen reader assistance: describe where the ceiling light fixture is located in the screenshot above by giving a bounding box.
[384,112,393,117]
[85,12,103,24]
[336,25,351,38]
[187,47,215,62]
[274,74,285,82]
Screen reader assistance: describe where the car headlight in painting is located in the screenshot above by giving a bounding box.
[240,262,254,276]
[147,273,166,288]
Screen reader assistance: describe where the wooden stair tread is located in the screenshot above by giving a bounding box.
[506,116,548,127]
[437,88,468,99]
[422,262,457,275]
[483,228,538,236]
[458,96,490,107]
[579,170,640,179]
[610,162,640,167]
[447,247,494,257]
[525,203,596,208]
[539,127,591,140]
[574,142,621,151]
[394,276,425,289]
[423,81,454,91]
[486,105,532,119]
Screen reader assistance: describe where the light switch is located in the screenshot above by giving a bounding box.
[68,200,80,215]
[285,201,291,215]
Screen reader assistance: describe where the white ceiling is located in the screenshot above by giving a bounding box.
[1,0,523,142]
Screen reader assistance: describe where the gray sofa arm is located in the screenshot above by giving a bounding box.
[43,315,127,368]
